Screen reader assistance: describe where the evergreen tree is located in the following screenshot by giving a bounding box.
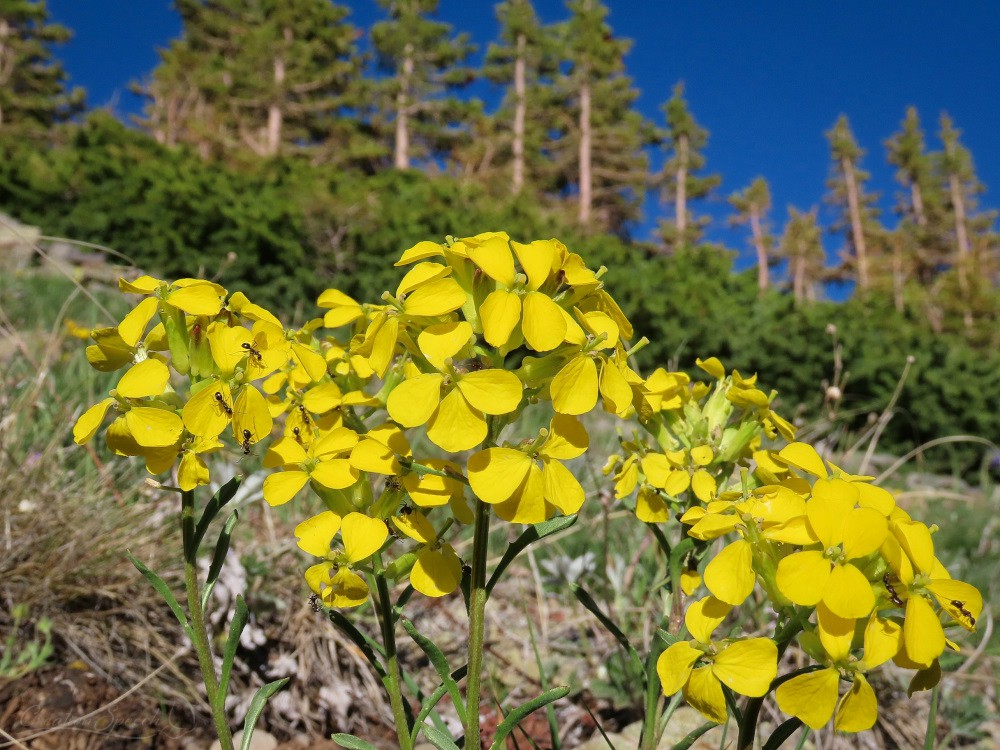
[0,0,84,133]
[658,82,720,248]
[552,0,651,230]
[825,115,880,292]
[778,207,825,305]
[370,0,477,170]
[478,0,557,193]
[137,0,366,163]
[728,176,774,294]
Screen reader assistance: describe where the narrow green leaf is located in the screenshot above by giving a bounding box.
[239,677,289,750]
[923,685,939,750]
[486,515,577,597]
[126,550,190,636]
[193,476,242,552]
[580,700,615,749]
[399,616,467,725]
[319,606,387,679]
[720,685,743,726]
[488,686,570,750]
[409,683,450,746]
[668,721,715,750]
[647,522,673,558]
[421,723,461,750]
[330,733,379,750]
[201,510,239,610]
[570,583,644,678]
[762,717,804,750]
[219,595,249,698]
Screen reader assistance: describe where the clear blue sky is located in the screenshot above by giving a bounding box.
[46,1,1000,267]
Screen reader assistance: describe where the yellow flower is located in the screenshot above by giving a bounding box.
[467,415,588,524]
[549,314,634,417]
[657,596,777,723]
[262,426,360,506]
[298,511,388,608]
[386,321,522,452]
[391,508,463,597]
[775,478,887,619]
[317,288,364,328]
[776,442,896,515]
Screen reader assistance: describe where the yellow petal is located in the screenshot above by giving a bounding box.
[854,482,896,516]
[776,550,831,607]
[691,470,717,503]
[805,482,855,548]
[704,539,756,606]
[891,519,935,573]
[350,438,402,475]
[540,414,589,460]
[177,450,209,491]
[684,665,727,724]
[403,277,467,316]
[116,359,170,399]
[264,470,309,506]
[233,385,272,446]
[540,458,585,516]
[426,387,486,452]
[713,638,778,697]
[118,297,159,347]
[311,458,360,490]
[396,240,444,266]
[119,274,163,294]
[396,262,451,298]
[599,358,633,417]
[124,406,183,447]
[775,667,839,730]
[684,595,731,644]
[656,641,700,696]
[468,448,533,504]
[777,442,828,478]
[640,453,671,489]
[494,463,547,524]
[575,310,619,349]
[291,343,328,383]
[182,380,232,438]
[467,234,516,286]
[456,369,522,415]
[313,426,359,457]
[521,291,567,352]
[295,511,343,557]
[342,512,388,564]
[511,239,557,290]
[311,565,370,608]
[550,355,598,415]
[417,320,473,370]
[166,283,223,316]
[842,507,888,560]
[387,373,443,427]
[681,570,702,596]
[690,445,714,466]
[822,563,875,619]
[695,356,726,380]
[863,615,902,669]
[411,546,463,597]
[927,578,982,631]
[903,596,945,668]
[367,314,400,378]
[479,289,522,348]
[663,469,692,497]
[392,509,438,544]
[816,601,856,662]
[73,398,115,444]
[635,486,670,523]
[834,674,877,733]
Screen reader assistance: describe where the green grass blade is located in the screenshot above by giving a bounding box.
[320,607,387,679]
[126,550,191,636]
[399,615,467,725]
[669,721,715,750]
[761,718,803,750]
[330,734,379,750]
[488,686,570,750]
[421,723,461,750]
[924,685,939,750]
[201,510,239,610]
[240,677,289,750]
[192,477,241,553]
[219,594,249,698]
[486,515,577,597]
[570,583,644,679]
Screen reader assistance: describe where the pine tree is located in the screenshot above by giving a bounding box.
[370,0,476,170]
[137,0,365,162]
[728,177,774,294]
[658,82,720,248]
[479,0,557,193]
[552,0,651,230]
[825,115,880,292]
[0,0,84,133]
[778,207,825,305]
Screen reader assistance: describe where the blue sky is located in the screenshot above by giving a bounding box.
[46,1,1000,267]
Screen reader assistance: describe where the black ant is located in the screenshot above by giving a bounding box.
[950,600,976,627]
[241,341,264,364]
[298,404,312,425]
[240,429,254,455]
[214,391,233,417]
[292,426,303,444]
[883,573,904,607]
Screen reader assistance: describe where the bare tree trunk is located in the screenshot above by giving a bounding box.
[512,33,526,194]
[911,182,927,227]
[949,173,973,325]
[749,205,768,294]
[841,156,870,291]
[394,44,414,170]
[675,134,689,243]
[267,62,285,156]
[891,234,905,312]
[793,253,805,306]
[578,76,592,224]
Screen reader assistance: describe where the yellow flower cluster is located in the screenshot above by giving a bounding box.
[73,234,984,738]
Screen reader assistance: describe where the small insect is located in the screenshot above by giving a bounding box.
[292,426,303,444]
[384,519,399,538]
[950,599,976,627]
[309,593,322,612]
[385,475,403,491]
[399,504,413,516]
[240,429,254,455]
[298,404,312,426]
[883,573,903,607]
[214,391,233,417]
[461,561,472,575]
[241,341,264,364]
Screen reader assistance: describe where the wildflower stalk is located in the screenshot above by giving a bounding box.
[374,560,413,750]
[464,496,491,749]
[180,489,233,750]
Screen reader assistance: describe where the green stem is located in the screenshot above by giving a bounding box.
[375,564,414,750]
[464,498,492,749]
[181,490,233,750]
